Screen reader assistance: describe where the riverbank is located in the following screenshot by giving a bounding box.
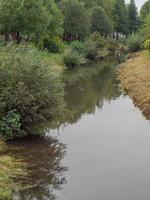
[118,51,150,119]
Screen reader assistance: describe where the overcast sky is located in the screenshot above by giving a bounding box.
[126,0,146,10]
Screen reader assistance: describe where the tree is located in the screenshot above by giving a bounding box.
[96,0,115,20]
[113,0,129,35]
[127,0,138,33]
[139,14,150,40]
[91,6,113,35]
[80,0,97,9]
[140,0,150,19]
[43,0,64,36]
[60,0,90,41]
[0,0,50,42]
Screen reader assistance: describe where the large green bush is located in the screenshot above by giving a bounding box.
[38,36,63,53]
[127,34,143,52]
[0,44,64,140]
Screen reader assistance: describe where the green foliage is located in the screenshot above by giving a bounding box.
[38,36,63,53]
[63,49,83,67]
[70,41,86,55]
[91,6,113,35]
[144,39,150,52]
[81,0,97,9]
[114,0,129,34]
[43,0,64,36]
[140,0,150,19]
[84,39,98,59]
[96,0,115,19]
[0,0,50,42]
[89,32,107,48]
[139,15,150,40]
[127,34,143,52]
[0,44,64,140]
[107,39,120,52]
[60,0,90,39]
[127,0,139,33]
[0,0,64,42]
[0,111,24,140]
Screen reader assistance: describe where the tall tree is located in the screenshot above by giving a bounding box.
[113,0,129,35]
[96,0,115,20]
[140,14,150,40]
[60,0,90,41]
[140,0,150,19]
[0,0,50,42]
[43,0,64,36]
[91,6,113,35]
[128,0,138,33]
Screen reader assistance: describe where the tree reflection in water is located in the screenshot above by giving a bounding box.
[8,136,67,200]
[7,58,122,200]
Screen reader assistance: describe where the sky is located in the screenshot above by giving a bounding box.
[126,0,147,10]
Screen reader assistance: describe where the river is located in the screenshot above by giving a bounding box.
[11,59,150,200]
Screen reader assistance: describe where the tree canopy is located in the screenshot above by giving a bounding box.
[0,0,50,41]
[113,0,129,34]
[140,0,150,19]
[91,6,113,35]
[127,0,138,33]
[60,0,90,40]
[139,15,150,40]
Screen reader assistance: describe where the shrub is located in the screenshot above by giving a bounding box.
[63,49,83,68]
[127,34,143,52]
[107,39,120,53]
[84,39,98,59]
[89,32,107,48]
[39,36,62,53]
[70,41,86,55]
[0,44,64,140]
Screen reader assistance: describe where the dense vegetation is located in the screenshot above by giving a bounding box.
[0,0,150,199]
[0,44,64,140]
[0,0,150,141]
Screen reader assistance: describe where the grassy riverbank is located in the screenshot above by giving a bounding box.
[118,51,150,119]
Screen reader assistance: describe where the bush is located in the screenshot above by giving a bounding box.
[0,111,24,140]
[107,39,120,53]
[70,41,86,55]
[127,34,143,52]
[0,44,64,140]
[39,36,62,53]
[89,32,107,48]
[63,49,83,68]
[84,39,98,59]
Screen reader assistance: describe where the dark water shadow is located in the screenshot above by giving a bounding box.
[6,136,67,200]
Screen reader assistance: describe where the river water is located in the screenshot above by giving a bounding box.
[11,60,150,200]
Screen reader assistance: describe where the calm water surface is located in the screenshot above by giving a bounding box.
[12,60,150,200]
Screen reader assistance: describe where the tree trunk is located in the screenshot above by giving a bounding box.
[16,31,21,43]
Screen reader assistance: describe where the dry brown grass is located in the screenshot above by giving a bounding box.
[118,51,150,119]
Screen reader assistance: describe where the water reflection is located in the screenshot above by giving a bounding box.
[8,59,123,200]
[8,136,67,200]
[63,66,121,125]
